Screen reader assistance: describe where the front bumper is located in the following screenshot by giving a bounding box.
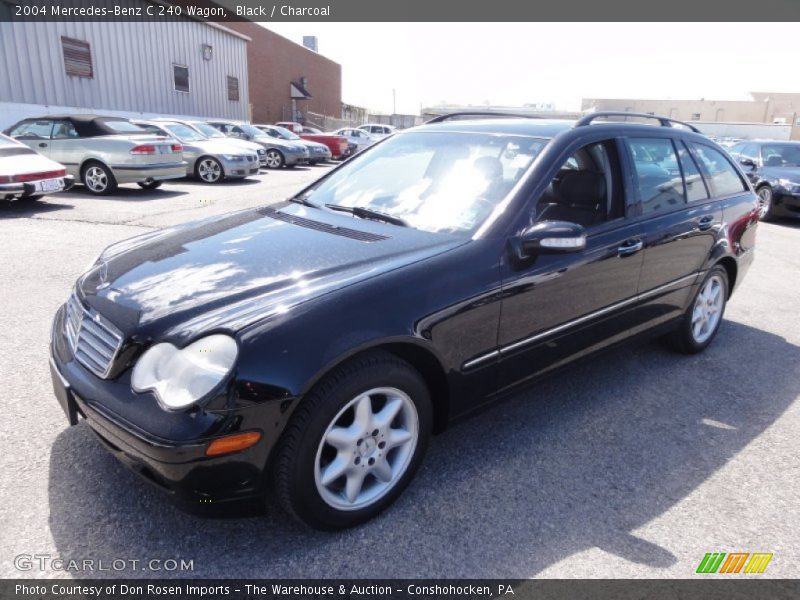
[0,175,75,199]
[283,151,308,166]
[775,190,800,216]
[48,303,281,509]
[219,157,261,178]
[110,162,186,184]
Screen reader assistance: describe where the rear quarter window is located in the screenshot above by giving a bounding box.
[689,143,748,197]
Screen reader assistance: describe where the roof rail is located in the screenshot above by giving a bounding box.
[575,111,701,134]
[425,111,542,124]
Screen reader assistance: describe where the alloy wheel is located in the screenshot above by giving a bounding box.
[757,187,772,219]
[197,158,222,183]
[265,150,283,169]
[691,275,724,344]
[314,387,418,511]
[84,166,108,193]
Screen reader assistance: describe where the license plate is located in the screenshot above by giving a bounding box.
[50,358,78,426]
[35,178,64,193]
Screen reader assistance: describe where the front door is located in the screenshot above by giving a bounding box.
[497,137,645,393]
[8,119,53,157]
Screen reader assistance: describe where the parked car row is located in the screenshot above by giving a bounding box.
[2,114,396,200]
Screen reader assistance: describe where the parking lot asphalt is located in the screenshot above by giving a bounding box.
[1,169,798,579]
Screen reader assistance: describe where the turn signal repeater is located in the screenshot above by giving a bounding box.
[205,431,262,457]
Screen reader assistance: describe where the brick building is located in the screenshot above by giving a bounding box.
[226,22,342,125]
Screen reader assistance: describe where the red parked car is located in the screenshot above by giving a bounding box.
[275,122,350,160]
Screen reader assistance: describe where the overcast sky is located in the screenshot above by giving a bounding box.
[263,23,800,115]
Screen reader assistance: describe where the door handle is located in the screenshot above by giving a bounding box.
[618,238,643,257]
[38,142,48,148]
[697,216,714,231]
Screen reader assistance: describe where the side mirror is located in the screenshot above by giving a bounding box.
[740,158,756,169]
[514,221,587,259]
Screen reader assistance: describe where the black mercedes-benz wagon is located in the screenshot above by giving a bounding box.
[50,112,759,529]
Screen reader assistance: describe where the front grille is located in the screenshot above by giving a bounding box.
[65,293,124,379]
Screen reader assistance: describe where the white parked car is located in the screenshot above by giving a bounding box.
[330,127,375,152]
[0,133,74,202]
[357,123,397,138]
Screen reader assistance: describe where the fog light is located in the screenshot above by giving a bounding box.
[205,431,262,456]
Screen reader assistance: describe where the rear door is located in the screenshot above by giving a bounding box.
[626,136,744,329]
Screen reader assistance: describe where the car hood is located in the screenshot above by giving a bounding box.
[260,136,305,151]
[79,204,464,341]
[762,165,800,181]
[301,140,329,151]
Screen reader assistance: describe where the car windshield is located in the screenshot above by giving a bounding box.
[192,122,226,139]
[304,127,322,134]
[299,131,547,235]
[239,123,266,137]
[102,120,146,133]
[164,123,206,142]
[762,144,800,167]
[271,125,300,140]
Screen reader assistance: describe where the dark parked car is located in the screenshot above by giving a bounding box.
[49,112,758,530]
[727,140,800,220]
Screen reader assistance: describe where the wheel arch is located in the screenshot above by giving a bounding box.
[715,256,737,298]
[299,338,451,434]
[79,156,112,176]
[195,155,225,178]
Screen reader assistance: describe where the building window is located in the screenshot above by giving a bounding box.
[691,113,701,121]
[61,36,93,79]
[227,76,240,102]
[173,64,189,93]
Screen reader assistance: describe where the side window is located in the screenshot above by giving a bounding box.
[133,123,153,134]
[626,138,685,215]
[740,144,758,162]
[51,121,79,139]
[9,120,53,139]
[690,143,748,197]
[677,142,709,202]
[535,139,624,228]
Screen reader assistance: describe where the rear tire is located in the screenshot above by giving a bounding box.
[664,266,728,354]
[137,181,162,190]
[273,350,432,530]
[81,162,117,196]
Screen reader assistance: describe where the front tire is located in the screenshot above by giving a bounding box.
[264,149,285,169]
[665,266,728,354]
[273,350,432,530]
[82,162,117,195]
[757,185,775,221]
[195,157,223,183]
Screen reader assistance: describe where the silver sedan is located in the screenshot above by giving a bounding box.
[133,120,259,184]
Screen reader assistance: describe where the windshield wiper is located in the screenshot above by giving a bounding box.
[288,194,317,207]
[325,204,409,227]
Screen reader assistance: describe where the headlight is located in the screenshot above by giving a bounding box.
[222,154,244,162]
[131,334,238,411]
[778,178,800,191]
[257,148,266,155]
